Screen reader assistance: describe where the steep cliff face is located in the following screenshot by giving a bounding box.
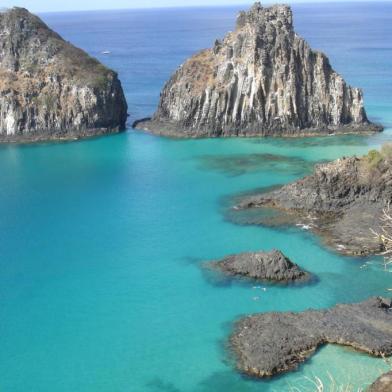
[0,7,128,142]
[135,2,381,137]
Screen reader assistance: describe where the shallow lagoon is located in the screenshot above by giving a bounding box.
[0,2,392,391]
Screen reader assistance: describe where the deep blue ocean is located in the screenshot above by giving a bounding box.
[1,2,392,391]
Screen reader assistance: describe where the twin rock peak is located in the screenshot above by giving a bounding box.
[0,3,382,142]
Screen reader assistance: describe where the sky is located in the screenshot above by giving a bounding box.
[0,0,386,13]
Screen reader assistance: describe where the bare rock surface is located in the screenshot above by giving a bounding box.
[0,7,128,142]
[209,249,310,282]
[369,371,392,392]
[235,152,392,256]
[230,297,392,378]
[135,2,381,137]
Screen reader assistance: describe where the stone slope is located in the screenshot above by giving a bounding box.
[0,7,128,142]
[235,150,392,255]
[135,2,381,137]
[230,297,392,378]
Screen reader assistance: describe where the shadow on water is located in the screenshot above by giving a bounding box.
[146,378,182,392]
[247,133,372,148]
[145,372,259,392]
[197,153,322,177]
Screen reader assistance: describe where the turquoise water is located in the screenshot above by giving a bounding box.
[1,3,392,391]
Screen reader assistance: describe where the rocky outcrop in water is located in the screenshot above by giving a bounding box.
[230,297,392,378]
[208,249,310,283]
[0,7,127,142]
[134,2,381,137]
[369,371,392,392]
[235,149,392,255]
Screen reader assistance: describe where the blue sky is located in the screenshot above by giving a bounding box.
[0,0,384,12]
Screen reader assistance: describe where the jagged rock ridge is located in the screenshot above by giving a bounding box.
[0,7,128,142]
[135,2,381,137]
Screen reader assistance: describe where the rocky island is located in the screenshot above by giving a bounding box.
[208,249,310,283]
[230,297,392,378]
[234,146,392,256]
[134,2,381,137]
[0,7,128,142]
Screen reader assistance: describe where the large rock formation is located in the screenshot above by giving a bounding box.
[234,147,392,256]
[208,249,310,283]
[134,2,381,137]
[230,297,392,378]
[0,7,127,142]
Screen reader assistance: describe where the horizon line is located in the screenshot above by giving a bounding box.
[17,0,388,15]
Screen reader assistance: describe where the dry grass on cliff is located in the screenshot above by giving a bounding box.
[359,143,392,186]
[362,143,392,171]
[57,44,112,89]
[183,50,216,93]
[371,203,392,276]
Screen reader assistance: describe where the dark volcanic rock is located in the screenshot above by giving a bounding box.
[235,152,392,256]
[135,2,381,138]
[0,7,128,142]
[369,371,392,392]
[230,297,392,378]
[210,249,310,282]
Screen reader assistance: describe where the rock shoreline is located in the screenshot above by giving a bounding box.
[134,119,382,139]
[230,297,392,378]
[0,126,122,144]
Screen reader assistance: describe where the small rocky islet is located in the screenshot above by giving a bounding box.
[0,7,128,142]
[207,249,310,283]
[134,2,381,137]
